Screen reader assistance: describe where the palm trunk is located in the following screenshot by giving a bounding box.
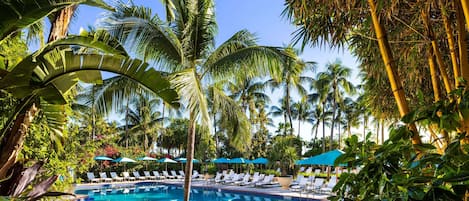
[47,6,77,42]
[367,0,421,145]
[286,86,293,134]
[439,0,460,87]
[183,113,196,201]
[330,89,336,150]
[297,118,301,137]
[322,106,326,152]
[0,101,37,179]
[376,120,379,144]
[381,119,384,143]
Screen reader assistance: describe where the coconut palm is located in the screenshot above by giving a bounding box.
[317,60,355,150]
[291,97,312,137]
[101,1,284,200]
[265,46,316,133]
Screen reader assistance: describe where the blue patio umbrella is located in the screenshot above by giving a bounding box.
[229,158,247,164]
[250,157,268,165]
[296,149,345,166]
[112,157,136,171]
[158,158,177,171]
[137,156,157,170]
[94,156,113,161]
[212,158,230,164]
[94,156,113,171]
[176,158,200,163]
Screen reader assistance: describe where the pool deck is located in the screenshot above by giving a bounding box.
[75,179,329,200]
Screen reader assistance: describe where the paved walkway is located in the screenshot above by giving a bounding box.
[75,179,329,200]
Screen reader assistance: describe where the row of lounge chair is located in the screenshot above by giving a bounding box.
[87,170,204,183]
[290,174,337,195]
[208,171,279,188]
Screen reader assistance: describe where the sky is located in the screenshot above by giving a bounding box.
[59,0,363,142]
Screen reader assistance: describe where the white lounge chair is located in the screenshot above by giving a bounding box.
[234,174,250,185]
[179,170,185,177]
[320,177,337,194]
[308,178,324,193]
[122,172,136,181]
[290,175,307,192]
[223,174,240,184]
[143,171,157,180]
[171,170,184,179]
[99,172,113,182]
[152,171,166,180]
[163,171,175,179]
[254,175,275,187]
[291,174,304,186]
[110,172,124,182]
[192,170,204,179]
[87,172,100,183]
[133,171,146,180]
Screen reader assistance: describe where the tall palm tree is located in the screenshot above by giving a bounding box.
[318,60,355,150]
[265,46,316,133]
[101,2,283,200]
[291,97,312,137]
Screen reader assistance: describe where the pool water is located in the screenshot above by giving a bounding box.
[75,183,316,201]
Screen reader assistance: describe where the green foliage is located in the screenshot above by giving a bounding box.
[332,128,469,201]
[0,35,28,71]
[267,135,300,176]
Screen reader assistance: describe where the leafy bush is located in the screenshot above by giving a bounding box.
[332,127,469,201]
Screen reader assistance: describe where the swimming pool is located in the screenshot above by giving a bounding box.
[75,183,318,201]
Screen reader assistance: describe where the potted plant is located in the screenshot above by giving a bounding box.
[268,136,299,189]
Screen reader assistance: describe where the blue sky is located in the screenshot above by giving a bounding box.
[63,0,361,141]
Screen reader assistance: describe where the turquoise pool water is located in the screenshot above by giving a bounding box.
[75,183,317,201]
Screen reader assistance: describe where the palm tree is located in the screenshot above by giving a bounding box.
[291,97,312,137]
[101,2,284,200]
[265,46,316,133]
[317,60,355,150]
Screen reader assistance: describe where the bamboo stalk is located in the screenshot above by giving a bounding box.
[439,0,461,87]
[428,51,441,101]
[458,0,469,84]
[456,1,469,136]
[367,0,422,145]
[427,125,444,154]
[422,10,454,94]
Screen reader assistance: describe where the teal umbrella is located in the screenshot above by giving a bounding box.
[94,156,113,171]
[157,158,177,171]
[94,156,113,161]
[212,158,230,164]
[176,158,200,163]
[137,156,157,170]
[250,157,268,165]
[112,157,136,171]
[296,149,345,166]
[229,158,247,164]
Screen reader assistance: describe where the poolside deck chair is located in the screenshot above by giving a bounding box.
[223,173,241,184]
[290,174,304,186]
[87,172,100,183]
[143,171,157,180]
[110,172,124,182]
[254,175,275,187]
[320,177,337,194]
[122,172,136,181]
[314,169,321,175]
[308,178,324,193]
[208,172,222,183]
[179,170,185,177]
[234,174,250,185]
[163,171,176,179]
[152,171,166,180]
[133,171,146,180]
[171,170,184,179]
[290,175,307,192]
[99,172,113,182]
[192,170,204,179]
[305,167,312,174]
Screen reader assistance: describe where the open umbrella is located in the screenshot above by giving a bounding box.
[112,157,136,171]
[158,158,177,171]
[94,156,113,171]
[296,149,345,166]
[212,158,230,164]
[230,158,248,172]
[175,158,200,163]
[137,156,157,170]
[250,157,268,165]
